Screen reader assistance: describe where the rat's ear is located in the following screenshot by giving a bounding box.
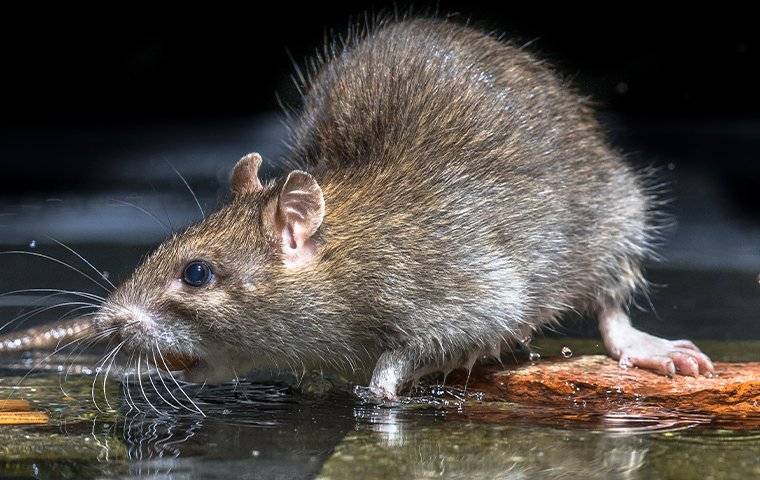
[274,170,325,268]
[231,152,264,196]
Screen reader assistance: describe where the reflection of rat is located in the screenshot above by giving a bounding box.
[96,18,713,399]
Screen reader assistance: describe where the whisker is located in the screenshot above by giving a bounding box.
[166,160,205,220]
[155,341,205,416]
[0,288,105,302]
[123,351,142,414]
[62,325,117,387]
[6,329,99,402]
[0,292,99,334]
[1,315,98,354]
[146,345,182,410]
[46,237,117,290]
[110,199,171,234]
[102,340,128,411]
[90,336,123,413]
[0,251,112,293]
[0,302,96,346]
[137,352,164,415]
[150,344,185,409]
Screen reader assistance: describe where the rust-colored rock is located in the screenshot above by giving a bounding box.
[0,399,31,412]
[0,400,49,425]
[0,411,49,425]
[448,355,759,426]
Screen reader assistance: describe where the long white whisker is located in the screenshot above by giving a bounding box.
[47,237,117,290]
[102,340,127,411]
[137,352,163,415]
[6,329,100,402]
[91,336,124,412]
[155,341,205,416]
[0,251,112,293]
[146,345,182,409]
[0,293,99,333]
[62,324,115,386]
[166,161,205,220]
[123,351,142,414]
[0,288,105,302]
[57,321,114,398]
[110,199,171,234]
[150,344,184,409]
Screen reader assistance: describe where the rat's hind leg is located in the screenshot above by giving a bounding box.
[598,306,714,377]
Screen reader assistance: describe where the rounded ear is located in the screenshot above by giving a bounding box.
[231,152,264,196]
[276,170,325,267]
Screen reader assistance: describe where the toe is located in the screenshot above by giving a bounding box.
[691,350,715,376]
[620,354,676,377]
[669,351,700,377]
[672,342,715,375]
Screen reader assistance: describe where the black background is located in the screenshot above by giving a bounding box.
[3,5,758,125]
[2,4,759,193]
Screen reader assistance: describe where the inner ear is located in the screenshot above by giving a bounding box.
[276,170,325,267]
[231,152,263,196]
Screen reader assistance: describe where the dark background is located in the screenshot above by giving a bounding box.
[0,4,758,339]
[3,5,760,126]
[2,5,759,192]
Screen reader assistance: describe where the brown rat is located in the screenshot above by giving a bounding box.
[95,18,714,399]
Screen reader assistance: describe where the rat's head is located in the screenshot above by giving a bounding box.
[95,153,326,381]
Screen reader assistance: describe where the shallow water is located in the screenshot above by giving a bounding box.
[0,340,758,480]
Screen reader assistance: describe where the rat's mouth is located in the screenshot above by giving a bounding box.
[158,351,202,373]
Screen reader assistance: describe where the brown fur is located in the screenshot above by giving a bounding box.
[97,18,655,387]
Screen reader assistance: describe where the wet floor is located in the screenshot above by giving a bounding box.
[0,340,758,480]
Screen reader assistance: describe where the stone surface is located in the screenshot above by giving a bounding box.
[452,355,759,425]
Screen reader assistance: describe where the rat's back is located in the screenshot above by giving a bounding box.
[289,18,652,327]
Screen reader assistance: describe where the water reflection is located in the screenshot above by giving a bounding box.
[1,355,759,479]
[331,403,760,480]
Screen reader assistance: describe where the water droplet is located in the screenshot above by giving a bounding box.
[529,351,541,362]
[667,162,676,171]
[28,240,37,249]
[102,271,110,280]
[615,81,629,95]
[251,450,260,457]
[561,346,573,358]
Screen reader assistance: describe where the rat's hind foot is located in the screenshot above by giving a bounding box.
[598,307,714,377]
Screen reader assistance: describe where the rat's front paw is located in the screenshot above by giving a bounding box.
[615,335,714,377]
[353,385,399,405]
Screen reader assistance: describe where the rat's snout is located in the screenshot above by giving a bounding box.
[96,296,204,372]
[96,301,160,344]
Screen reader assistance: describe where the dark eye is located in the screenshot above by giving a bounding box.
[182,261,213,287]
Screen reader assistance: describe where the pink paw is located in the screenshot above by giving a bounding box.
[617,337,715,378]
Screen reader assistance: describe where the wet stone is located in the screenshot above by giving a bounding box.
[452,355,760,425]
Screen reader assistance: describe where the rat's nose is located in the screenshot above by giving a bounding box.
[96,303,154,335]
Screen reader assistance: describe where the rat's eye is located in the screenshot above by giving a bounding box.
[182,261,213,287]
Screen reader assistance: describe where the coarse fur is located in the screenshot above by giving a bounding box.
[96,17,710,397]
